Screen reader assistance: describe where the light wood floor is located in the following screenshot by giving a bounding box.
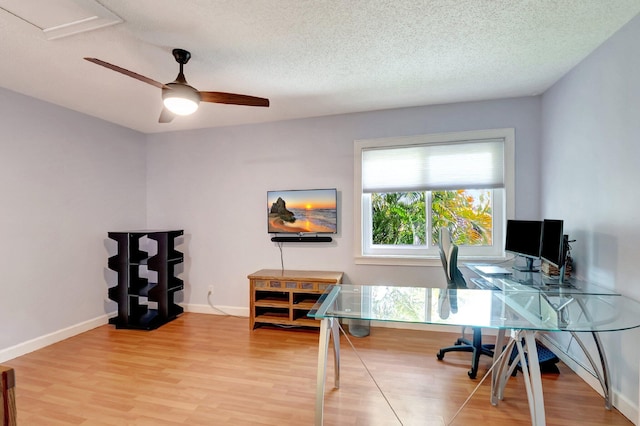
[4,313,632,425]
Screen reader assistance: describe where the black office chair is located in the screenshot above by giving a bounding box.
[436,228,494,379]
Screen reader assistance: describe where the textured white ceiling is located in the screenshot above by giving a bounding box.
[0,1,639,134]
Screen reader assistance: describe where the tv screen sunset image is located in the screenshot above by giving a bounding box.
[267,189,337,234]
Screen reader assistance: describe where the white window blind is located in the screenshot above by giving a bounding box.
[361,139,505,193]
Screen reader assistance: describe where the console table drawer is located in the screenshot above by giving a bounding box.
[253,279,332,292]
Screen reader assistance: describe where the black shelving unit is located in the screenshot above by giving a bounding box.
[107,230,184,330]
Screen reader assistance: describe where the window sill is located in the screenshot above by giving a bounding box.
[354,256,440,267]
[354,255,509,267]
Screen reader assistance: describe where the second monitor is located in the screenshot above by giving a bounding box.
[505,219,543,272]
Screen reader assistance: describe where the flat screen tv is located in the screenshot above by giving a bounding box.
[505,220,543,272]
[267,188,338,234]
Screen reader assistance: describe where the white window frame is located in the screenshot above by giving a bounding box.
[354,128,515,266]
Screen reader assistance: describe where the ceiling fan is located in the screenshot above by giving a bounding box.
[84,48,270,123]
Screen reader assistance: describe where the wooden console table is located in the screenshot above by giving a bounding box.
[248,269,343,330]
[1,365,16,426]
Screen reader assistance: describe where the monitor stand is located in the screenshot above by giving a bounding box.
[543,263,573,287]
[557,263,568,285]
[547,235,570,286]
[512,257,538,272]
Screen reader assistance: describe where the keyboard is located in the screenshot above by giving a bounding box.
[470,277,500,291]
[474,265,512,276]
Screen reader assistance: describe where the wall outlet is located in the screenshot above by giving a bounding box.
[208,285,213,295]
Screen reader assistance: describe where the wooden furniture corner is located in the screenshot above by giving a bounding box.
[248,269,343,330]
[1,365,17,426]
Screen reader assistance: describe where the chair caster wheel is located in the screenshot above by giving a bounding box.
[437,351,444,360]
[468,370,477,379]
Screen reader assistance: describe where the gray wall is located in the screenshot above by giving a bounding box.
[146,97,541,309]
[541,13,640,417]
[0,87,541,356]
[0,87,147,350]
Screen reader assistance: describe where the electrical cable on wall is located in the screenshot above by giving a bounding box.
[207,290,243,318]
[278,240,285,272]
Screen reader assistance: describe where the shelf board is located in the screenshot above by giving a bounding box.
[109,310,160,330]
[254,313,290,322]
[253,314,320,328]
[292,318,320,327]
[255,297,289,308]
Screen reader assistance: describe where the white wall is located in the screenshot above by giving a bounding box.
[541,13,640,420]
[0,87,147,355]
[146,97,541,310]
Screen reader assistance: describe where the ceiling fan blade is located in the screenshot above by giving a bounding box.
[158,107,175,123]
[84,57,168,89]
[199,91,270,107]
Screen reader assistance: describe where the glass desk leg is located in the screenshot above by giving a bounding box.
[315,317,341,426]
[519,331,545,426]
[569,331,611,410]
[331,318,340,388]
[491,329,508,405]
[492,332,517,404]
[572,297,611,409]
[491,330,546,426]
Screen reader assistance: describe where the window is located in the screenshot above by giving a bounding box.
[354,129,514,265]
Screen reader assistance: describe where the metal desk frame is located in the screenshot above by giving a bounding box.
[310,284,640,426]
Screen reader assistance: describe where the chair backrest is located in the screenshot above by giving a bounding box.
[438,227,467,289]
[438,227,452,274]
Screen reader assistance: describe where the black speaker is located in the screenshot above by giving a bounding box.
[271,235,332,243]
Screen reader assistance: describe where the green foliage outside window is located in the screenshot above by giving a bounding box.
[372,190,493,247]
[372,192,426,245]
[431,190,493,246]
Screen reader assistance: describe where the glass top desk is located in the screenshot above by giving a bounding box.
[465,263,620,296]
[466,262,622,415]
[308,284,640,426]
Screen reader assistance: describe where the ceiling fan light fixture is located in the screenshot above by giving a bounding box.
[85,49,269,123]
[162,83,201,116]
[163,96,198,115]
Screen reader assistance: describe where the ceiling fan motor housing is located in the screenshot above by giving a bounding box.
[172,48,191,65]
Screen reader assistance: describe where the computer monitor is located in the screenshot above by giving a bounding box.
[505,220,543,272]
[541,219,568,283]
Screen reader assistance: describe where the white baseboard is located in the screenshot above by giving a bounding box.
[184,303,249,317]
[0,306,246,364]
[0,314,110,363]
